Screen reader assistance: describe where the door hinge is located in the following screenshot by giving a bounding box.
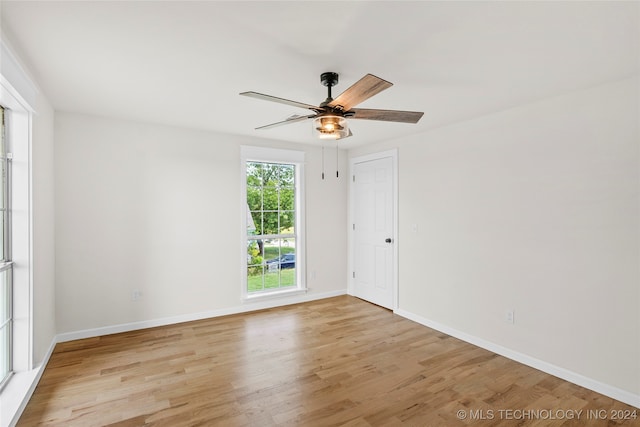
[352,175,355,182]
[352,223,355,231]
[352,271,355,279]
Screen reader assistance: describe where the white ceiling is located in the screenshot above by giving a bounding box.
[1,1,638,148]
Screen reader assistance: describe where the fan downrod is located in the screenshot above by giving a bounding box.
[320,72,339,102]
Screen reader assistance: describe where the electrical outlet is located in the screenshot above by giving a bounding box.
[505,310,515,324]
[132,290,141,301]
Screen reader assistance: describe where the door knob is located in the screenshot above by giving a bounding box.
[385,238,392,243]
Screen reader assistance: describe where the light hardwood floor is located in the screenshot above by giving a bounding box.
[18,296,638,426]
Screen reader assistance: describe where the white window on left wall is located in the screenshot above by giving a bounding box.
[0,105,13,390]
[241,146,305,299]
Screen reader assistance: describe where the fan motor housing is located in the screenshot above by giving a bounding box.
[320,72,339,88]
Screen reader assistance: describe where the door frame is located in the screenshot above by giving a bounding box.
[348,149,399,311]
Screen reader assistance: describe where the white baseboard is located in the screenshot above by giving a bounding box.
[57,289,346,343]
[394,308,640,409]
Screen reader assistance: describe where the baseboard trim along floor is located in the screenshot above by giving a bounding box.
[394,308,640,409]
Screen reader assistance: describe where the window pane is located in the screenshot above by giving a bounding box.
[279,188,294,211]
[264,268,280,289]
[247,238,264,292]
[263,164,278,187]
[279,211,295,235]
[0,213,4,261]
[247,266,264,292]
[263,211,279,235]
[263,187,277,210]
[0,161,4,210]
[282,238,295,252]
[279,251,295,270]
[0,324,7,381]
[279,164,294,187]
[280,266,296,287]
[277,242,296,289]
[247,186,262,212]
[263,239,279,262]
[249,211,262,235]
[0,271,7,323]
[246,162,263,186]
[247,239,263,266]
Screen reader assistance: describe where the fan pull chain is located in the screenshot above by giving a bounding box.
[321,144,325,180]
[336,141,339,178]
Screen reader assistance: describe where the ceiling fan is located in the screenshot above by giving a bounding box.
[240,72,424,140]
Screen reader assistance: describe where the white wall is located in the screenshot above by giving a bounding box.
[351,76,639,398]
[31,90,56,364]
[54,113,348,334]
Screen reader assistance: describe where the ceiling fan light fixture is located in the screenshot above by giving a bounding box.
[313,115,349,140]
[241,71,423,141]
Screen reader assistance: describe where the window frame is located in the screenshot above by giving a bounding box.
[240,146,306,301]
[1,39,38,425]
[0,105,13,390]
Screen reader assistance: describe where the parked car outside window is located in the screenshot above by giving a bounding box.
[266,253,295,269]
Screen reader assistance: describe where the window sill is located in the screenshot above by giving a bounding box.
[1,368,40,426]
[244,287,308,303]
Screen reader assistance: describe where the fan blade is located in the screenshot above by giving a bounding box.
[328,74,393,111]
[240,91,319,111]
[349,108,424,123]
[255,114,316,130]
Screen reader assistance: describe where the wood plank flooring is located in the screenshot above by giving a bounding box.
[17,296,639,426]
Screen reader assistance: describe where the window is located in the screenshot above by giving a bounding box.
[1,41,37,423]
[0,106,12,389]
[241,147,305,298]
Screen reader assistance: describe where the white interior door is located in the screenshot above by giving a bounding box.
[351,154,396,309]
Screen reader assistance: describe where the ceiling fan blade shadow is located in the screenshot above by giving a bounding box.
[240,91,320,111]
[350,108,424,123]
[328,74,393,111]
[255,114,317,130]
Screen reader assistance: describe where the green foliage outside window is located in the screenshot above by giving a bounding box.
[247,162,295,236]
[246,161,297,292]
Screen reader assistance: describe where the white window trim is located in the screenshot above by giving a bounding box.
[240,146,306,302]
[1,65,32,377]
[0,38,36,427]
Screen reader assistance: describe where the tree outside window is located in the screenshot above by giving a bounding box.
[246,161,297,293]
